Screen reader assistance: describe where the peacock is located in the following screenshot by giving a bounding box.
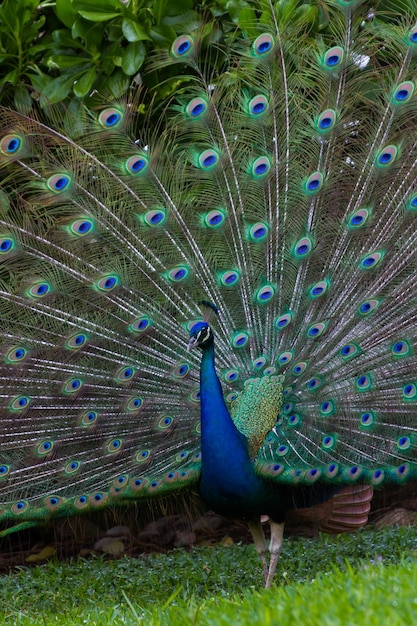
[1,0,417,588]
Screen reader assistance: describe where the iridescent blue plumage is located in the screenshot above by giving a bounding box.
[190,323,270,515]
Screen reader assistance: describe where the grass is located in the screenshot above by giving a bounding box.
[1,526,417,625]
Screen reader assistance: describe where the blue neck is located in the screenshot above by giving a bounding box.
[199,344,249,467]
[198,343,264,512]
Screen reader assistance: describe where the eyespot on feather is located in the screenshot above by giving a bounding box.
[65,333,88,351]
[293,235,313,258]
[158,415,174,430]
[126,397,143,412]
[392,81,414,104]
[403,383,417,400]
[275,312,293,330]
[347,208,371,229]
[323,46,344,68]
[74,495,89,510]
[224,369,239,382]
[376,145,397,167]
[89,493,108,507]
[125,155,149,175]
[357,298,380,316]
[136,449,150,463]
[143,209,166,226]
[320,400,335,416]
[250,156,271,177]
[391,340,411,357]
[360,411,376,428]
[248,95,269,117]
[9,395,30,412]
[408,25,417,45]
[355,373,373,392]
[309,279,329,298]
[278,351,293,365]
[316,109,336,132]
[80,410,98,427]
[359,251,384,270]
[129,317,151,333]
[171,35,194,58]
[106,439,122,454]
[306,322,326,338]
[69,218,94,237]
[231,332,249,348]
[219,270,240,287]
[46,173,71,193]
[36,440,54,456]
[204,209,226,228]
[94,273,120,292]
[186,97,208,119]
[64,461,81,475]
[115,366,136,382]
[408,192,417,210]
[252,33,274,56]
[292,361,307,376]
[248,222,269,242]
[0,236,16,254]
[340,343,361,360]
[304,172,323,194]
[173,363,190,378]
[254,284,275,303]
[0,465,10,479]
[5,346,29,364]
[62,378,83,394]
[166,266,189,282]
[98,108,124,129]
[12,501,29,515]
[0,134,23,156]
[198,149,219,169]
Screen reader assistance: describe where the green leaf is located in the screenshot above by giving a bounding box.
[46,55,91,70]
[0,69,19,86]
[121,41,145,76]
[77,10,120,21]
[227,2,253,25]
[56,0,77,28]
[122,18,151,42]
[72,19,106,49]
[150,25,177,45]
[39,73,79,105]
[73,0,122,20]
[73,0,122,21]
[52,30,86,49]
[155,0,194,20]
[73,0,121,9]
[73,67,97,97]
[237,8,258,36]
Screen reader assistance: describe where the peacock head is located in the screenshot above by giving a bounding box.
[187,322,213,352]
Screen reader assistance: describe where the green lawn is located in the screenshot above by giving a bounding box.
[1,526,417,625]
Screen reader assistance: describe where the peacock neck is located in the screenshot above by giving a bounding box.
[198,343,262,508]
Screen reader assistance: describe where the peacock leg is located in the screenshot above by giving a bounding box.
[265,520,285,589]
[247,519,268,582]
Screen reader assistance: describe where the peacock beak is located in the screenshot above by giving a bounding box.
[187,337,198,352]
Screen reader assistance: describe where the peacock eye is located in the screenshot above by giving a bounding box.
[198,327,209,342]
